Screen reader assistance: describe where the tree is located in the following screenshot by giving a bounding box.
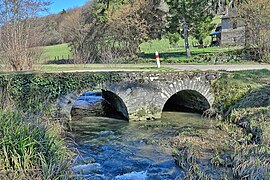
[167,32,181,47]
[0,0,51,71]
[60,7,93,64]
[190,14,215,48]
[61,0,166,64]
[166,0,214,57]
[238,0,270,62]
[210,0,245,14]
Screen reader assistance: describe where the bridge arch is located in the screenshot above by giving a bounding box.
[160,78,214,111]
[101,89,129,120]
[162,89,211,114]
[55,88,129,121]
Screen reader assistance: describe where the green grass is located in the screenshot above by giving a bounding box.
[0,110,72,179]
[39,37,243,65]
[40,44,72,63]
[139,39,242,64]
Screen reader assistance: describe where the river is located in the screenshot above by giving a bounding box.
[69,110,216,179]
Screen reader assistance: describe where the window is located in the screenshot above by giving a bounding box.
[233,20,237,29]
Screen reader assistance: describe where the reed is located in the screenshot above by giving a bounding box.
[0,110,73,179]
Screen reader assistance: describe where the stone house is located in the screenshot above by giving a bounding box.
[220,8,245,46]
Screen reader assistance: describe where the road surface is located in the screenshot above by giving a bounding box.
[164,64,270,71]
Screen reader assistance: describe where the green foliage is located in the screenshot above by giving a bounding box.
[212,77,253,113]
[191,15,215,46]
[212,70,270,113]
[0,110,72,179]
[166,0,214,46]
[167,32,181,47]
[0,72,122,113]
[93,0,126,24]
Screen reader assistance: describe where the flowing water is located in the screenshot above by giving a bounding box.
[69,111,216,180]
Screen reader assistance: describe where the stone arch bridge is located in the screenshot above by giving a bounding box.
[57,71,220,121]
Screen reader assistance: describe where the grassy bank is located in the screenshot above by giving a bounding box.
[171,69,270,179]
[0,110,72,179]
[0,72,125,179]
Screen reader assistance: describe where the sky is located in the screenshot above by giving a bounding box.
[49,0,89,14]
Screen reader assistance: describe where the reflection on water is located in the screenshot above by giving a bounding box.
[69,112,215,179]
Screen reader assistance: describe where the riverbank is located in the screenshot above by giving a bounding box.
[170,69,270,179]
[0,110,73,179]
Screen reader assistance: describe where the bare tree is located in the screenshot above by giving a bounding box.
[238,0,270,62]
[60,7,94,64]
[100,47,122,66]
[60,0,166,65]
[0,0,51,71]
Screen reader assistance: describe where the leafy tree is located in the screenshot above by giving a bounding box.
[166,0,214,57]
[167,32,181,47]
[190,14,215,48]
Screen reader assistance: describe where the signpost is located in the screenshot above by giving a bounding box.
[155,51,160,68]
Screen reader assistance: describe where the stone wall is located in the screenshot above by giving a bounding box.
[221,18,245,46]
[221,8,245,46]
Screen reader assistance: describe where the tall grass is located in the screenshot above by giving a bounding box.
[0,110,72,179]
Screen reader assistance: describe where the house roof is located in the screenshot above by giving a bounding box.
[210,31,221,36]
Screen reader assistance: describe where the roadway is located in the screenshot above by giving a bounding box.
[164,64,270,71]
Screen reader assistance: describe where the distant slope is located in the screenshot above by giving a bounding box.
[40,44,72,63]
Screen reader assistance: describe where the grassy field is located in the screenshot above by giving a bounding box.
[40,40,242,64]
[40,44,71,63]
[139,38,242,63]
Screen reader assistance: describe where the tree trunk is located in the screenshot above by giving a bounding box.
[183,16,191,57]
[198,38,204,48]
